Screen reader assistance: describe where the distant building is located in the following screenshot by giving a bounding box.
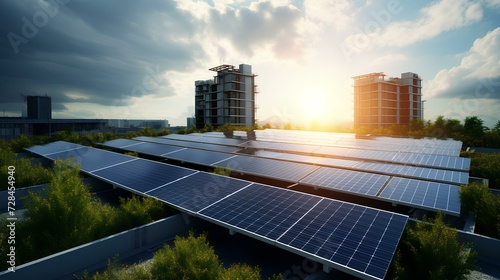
[186,117,195,128]
[107,119,169,129]
[353,72,422,128]
[26,95,52,119]
[0,96,169,139]
[195,64,257,129]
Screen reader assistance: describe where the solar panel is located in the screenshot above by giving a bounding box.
[24,141,82,156]
[164,148,235,165]
[199,184,408,280]
[163,134,248,146]
[46,147,134,173]
[277,199,408,280]
[378,177,461,216]
[299,167,390,197]
[353,162,468,185]
[213,155,320,183]
[199,184,323,241]
[101,139,184,156]
[91,159,197,193]
[146,172,252,213]
[135,136,241,153]
[99,138,142,149]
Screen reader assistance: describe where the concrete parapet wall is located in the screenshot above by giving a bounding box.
[0,213,189,280]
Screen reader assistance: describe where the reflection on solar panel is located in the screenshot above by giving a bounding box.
[299,167,390,196]
[353,162,468,185]
[378,177,461,215]
[214,155,320,182]
[164,149,235,165]
[91,159,197,193]
[277,199,408,279]
[146,172,252,213]
[24,141,82,156]
[46,147,134,173]
[163,134,247,146]
[135,136,241,153]
[199,184,408,280]
[103,138,185,156]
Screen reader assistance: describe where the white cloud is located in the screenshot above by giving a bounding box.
[425,27,500,100]
[303,0,352,29]
[344,0,483,50]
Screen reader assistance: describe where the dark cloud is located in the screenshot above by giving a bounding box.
[0,0,204,115]
[209,2,305,59]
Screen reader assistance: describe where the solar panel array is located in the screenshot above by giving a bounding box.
[100,137,463,216]
[25,141,408,280]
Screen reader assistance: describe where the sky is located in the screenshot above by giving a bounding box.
[0,0,499,128]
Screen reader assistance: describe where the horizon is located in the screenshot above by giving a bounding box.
[1,1,499,128]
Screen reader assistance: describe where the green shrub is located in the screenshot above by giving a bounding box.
[460,182,500,238]
[461,152,500,189]
[392,213,477,280]
[213,166,231,177]
[80,256,152,280]
[150,233,223,280]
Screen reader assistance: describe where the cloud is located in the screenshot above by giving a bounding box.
[0,0,204,115]
[344,0,483,50]
[425,27,500,100]
[303,0,352,29]
[207,1,306,60]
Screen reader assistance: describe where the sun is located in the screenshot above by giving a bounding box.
[300,88,329,122]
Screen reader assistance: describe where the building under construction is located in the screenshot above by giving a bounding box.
[195,64,258,129]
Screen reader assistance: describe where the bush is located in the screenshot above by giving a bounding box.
[391,213,477,280]
[461,152,500,189]
[460,182,500,238]
[150,233,263,280]
[213,166,231,177]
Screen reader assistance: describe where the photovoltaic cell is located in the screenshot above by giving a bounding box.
[213,155,320,182]
[46,147,134,173]
[146,172,252,213]
[378,177,461,215]
[135,136,241,153]
[100,138,142,149]
[24,141,82,156]
[277,199,408,279]
[163,148,235,165]
[91,159,197,193]
[199,184,323,241]
[299,167,390,197]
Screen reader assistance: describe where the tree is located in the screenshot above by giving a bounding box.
[444,118,463,136]
[393,213,477,280]
[493,120,500,133]
[430,115,447,139]
[464,116,484,138]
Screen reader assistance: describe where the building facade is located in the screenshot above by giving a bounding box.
[353,72,422,128]
[195,64,257,129]
[26,95,52,119]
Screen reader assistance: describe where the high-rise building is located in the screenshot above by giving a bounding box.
[27,95,52,119]
[353,72,422,128]
[195,64,257,129]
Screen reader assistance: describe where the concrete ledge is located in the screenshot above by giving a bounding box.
[457,230,500,265]
[0,213,189,280]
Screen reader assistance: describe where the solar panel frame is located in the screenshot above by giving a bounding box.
[299,167,390,197]
[276,199,408,280]
[135,136,241,153]
[146,172,253,214]
[24,141,83,156]
[163,148,236,165]
[45,147,135,173]
[378,177,461,216]
[213,155,320,183]
[90,159,198,193]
